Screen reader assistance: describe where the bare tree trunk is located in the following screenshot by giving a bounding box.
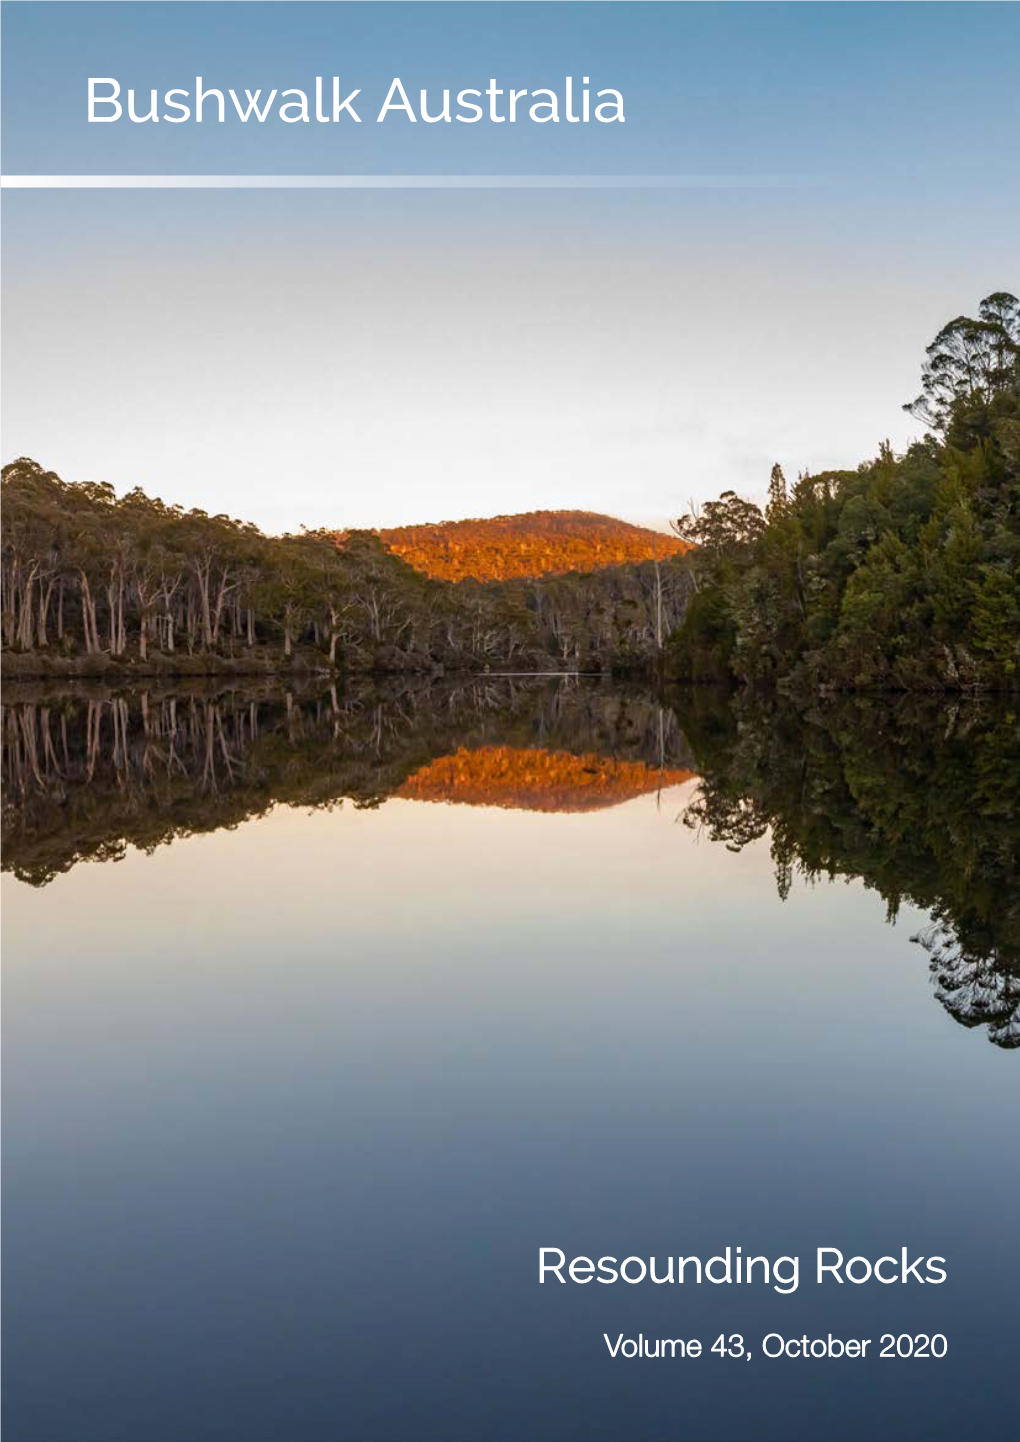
[37,578,55,648]
[200,572,213,649]
[190,559,214,649]
[1,563,17,646]
[80,573,100,654]
[212,574,232,647]
[17,566,38,649]
[106,577,124,655]
[654,559,664,650]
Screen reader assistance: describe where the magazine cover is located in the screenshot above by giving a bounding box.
[2,4,1017,1440]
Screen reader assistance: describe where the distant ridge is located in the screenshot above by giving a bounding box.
[377,509,689,582]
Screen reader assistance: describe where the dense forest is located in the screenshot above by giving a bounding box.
[378,510,688,581]
[668,291,1020,693]
[4,289,1017,691]
[0,463,691,678]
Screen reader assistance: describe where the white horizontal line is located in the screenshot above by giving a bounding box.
[0,173,821,190]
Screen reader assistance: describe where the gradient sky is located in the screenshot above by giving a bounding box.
[2,2,1018,532]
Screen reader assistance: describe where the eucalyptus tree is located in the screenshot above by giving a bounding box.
[904,290,1020,433]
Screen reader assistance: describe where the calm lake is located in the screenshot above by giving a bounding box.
[2,677,1017,1442]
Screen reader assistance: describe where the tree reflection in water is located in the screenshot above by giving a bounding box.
[675,689,1019,1049]
[2,677,1017,1047]
[1,676,694,884]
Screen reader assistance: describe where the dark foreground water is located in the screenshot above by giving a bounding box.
[2,678,1017,1442]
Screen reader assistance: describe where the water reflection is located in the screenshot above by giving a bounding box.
[2,677,1017,1047]
[674,689,1020,1049]
[3,677,1017,1442]
[0,677,694,884]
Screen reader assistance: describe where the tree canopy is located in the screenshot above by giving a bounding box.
[667,291,1020,692]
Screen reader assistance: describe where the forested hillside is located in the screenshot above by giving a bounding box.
[6,291,1013,691]
[1,462,691,677]
[668,291,1020,692]
[378,510,688,581]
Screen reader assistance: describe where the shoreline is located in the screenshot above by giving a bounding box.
[0,651,588,686]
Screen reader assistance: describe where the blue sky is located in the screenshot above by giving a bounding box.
[2,3,1018,531]
[5,3,1019,182]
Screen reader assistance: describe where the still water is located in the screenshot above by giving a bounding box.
[2,678,1016,1441]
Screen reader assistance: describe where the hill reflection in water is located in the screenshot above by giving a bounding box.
[2,675,1017,1047]
[0,677,695,885]
[397,745,695,812]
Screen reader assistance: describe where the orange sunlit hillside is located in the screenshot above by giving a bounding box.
[396,745,696,813]
[377,510,689,582]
